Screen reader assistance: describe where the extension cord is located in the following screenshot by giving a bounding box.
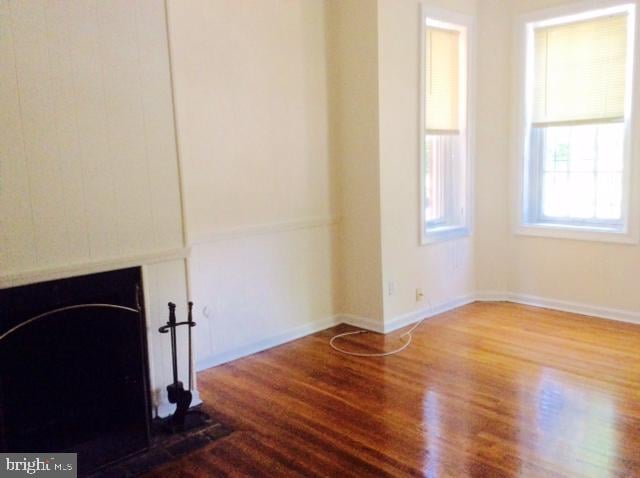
[329,318,426,357]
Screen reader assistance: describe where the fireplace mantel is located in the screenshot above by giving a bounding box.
[0,249,199,422]
[0,247,190,290]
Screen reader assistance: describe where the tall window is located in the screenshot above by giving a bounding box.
[520,4,636,238]
[421,12,472,244]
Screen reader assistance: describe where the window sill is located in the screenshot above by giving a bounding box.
[514,222,638,244]
[422,225,471,245]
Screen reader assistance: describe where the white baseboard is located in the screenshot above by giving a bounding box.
[474,290,640,325]
[338,314,385,333]
[337,295,476,335]
[474,290,511,302]
[195,316,339,371]
[383,294,476,333]
[505,293,640,325]
[194,292,640,374]
[196,296,476,373]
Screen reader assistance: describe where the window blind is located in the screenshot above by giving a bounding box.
[426,26,460,134]
[533,14,628,127]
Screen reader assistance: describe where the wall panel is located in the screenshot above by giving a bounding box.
[0,0,183,278]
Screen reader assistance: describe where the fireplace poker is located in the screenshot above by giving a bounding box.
[158,302,195,431]
[187,301,194,391]
[168,302,179,386]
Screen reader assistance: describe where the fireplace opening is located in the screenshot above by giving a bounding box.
[0,267,151,476]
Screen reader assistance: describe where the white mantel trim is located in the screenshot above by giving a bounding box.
[0,247,190,289]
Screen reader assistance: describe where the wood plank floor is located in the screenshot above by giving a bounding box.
[147,302,640,477]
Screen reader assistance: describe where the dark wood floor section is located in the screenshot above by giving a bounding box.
[146,302,640,477]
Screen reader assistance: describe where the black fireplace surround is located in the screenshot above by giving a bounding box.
[0,268,152,476]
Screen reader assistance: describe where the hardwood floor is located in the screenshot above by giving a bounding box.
[146,302,640,477]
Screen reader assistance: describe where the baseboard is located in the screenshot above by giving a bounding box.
[195,316,339,371]
[383,294,476,333]
[337,314,385,333]
[329,295,476,335]
[474,290,511,302]
[384,292,640,332]
[505,293,640,325]
[194,292,640,374]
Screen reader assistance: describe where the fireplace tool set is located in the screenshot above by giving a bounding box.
[158,301,208,432]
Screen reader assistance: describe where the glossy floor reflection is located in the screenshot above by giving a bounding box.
[147,302,640,477]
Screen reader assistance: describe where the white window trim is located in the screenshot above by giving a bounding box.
[419,5,475,246]
[512,0,640,245]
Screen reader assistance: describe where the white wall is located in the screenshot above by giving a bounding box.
[189,226,335,368]
[0,0,183,281]
[330,0,639,326]
[166,0,332,240]
[377,0,477,322]
[326,0,384,323]
[504,0,640,315]
[474,0,511,295]
[324,0,478,327]
[166,0,338,366]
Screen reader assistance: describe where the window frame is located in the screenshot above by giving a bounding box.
[419,6,475,245]
[513,0,639,244]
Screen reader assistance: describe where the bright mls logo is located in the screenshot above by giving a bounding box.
[1,454,76,478]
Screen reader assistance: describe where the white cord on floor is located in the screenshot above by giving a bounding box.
[329,318,426,357]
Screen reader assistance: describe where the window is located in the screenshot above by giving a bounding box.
[420,10,473,244]
[518,3,637,241]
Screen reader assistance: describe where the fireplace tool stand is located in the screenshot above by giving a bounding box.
[158,301,208,433]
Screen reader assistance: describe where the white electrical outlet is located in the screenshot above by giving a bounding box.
[416,288,424,301]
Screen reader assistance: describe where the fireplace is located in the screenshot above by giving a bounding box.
[0,268,152,475]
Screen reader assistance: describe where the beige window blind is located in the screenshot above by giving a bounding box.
[426,26,460,134]
[533,14,628,127]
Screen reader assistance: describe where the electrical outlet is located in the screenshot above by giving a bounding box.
[416,288,424,302]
